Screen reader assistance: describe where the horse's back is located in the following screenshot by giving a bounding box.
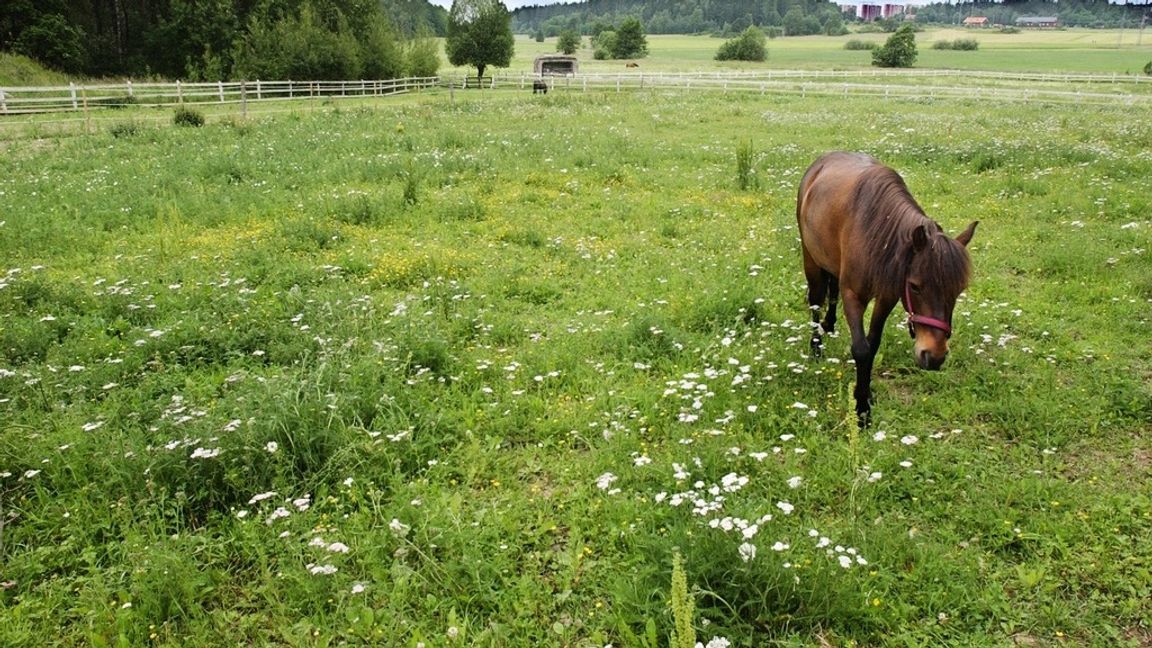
[797,152,881,273]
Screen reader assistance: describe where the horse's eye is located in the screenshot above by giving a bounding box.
[910,283,922,294]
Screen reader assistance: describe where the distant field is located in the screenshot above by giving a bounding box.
[458,28,1152,75]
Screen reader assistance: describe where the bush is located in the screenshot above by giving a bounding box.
[1145,60,1152,76]
[872,23,917,68]
[715,27,767,62]
[109,121,140,138]
[844,39,878,51]
[173,107,205,127]
[933,38,979,50]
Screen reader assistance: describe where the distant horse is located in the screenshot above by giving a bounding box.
[625,62,640,68]
[796,152,977,426]
[533,79,548,94]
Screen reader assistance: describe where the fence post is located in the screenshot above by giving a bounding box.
[289,80,294,99]
[177,80,183,105]
[126,80,133,98]
[0,89,6,114]
[70,82,78,109]
[82,85,91,133]
[218,81,225,103]
[256,79,262,100]
[241,81,248,118]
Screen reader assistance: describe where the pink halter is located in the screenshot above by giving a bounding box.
[902,282,952,338]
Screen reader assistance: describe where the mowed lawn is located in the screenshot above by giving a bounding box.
[1,34,1151,648]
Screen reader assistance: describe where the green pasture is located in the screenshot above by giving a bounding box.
[1,80,1150,647]
[475,29,1152,75]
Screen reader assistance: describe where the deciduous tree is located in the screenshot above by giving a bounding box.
[557,28,580,55]
[872,23,917,68]
[613,17,647,59]
[445,0,514,81]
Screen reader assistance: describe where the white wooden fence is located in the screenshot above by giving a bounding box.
[3,70,1150,116]
[445,69,1152,107]
[0,77,438,115]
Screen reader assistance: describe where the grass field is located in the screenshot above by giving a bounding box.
[2,33,1151,648]
[485,28,1152,75]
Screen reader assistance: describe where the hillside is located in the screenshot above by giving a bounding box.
[0,52,71,86]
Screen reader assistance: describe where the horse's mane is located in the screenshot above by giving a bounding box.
[852,165,971,299]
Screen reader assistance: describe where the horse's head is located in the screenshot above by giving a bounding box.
[904,221,978,370]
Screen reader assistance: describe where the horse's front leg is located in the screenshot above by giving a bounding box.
[848,297,898,427]
[840,291,873,425]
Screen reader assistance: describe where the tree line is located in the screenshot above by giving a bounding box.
[0,0,448,80]
[512,0,1149,36]
[914,0,1149,29]
[514,0,849,38]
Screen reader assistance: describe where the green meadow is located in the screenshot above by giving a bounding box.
[2,31,1151,648]
[478,29,1152,75]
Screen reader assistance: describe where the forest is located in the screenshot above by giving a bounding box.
[0,0,447,80]
[511,0,1151,37]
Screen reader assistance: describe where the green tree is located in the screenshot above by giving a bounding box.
[232,4,362,80]
[445,0,514,81]
[714,26,767,62]
[404,31,441,77]
[872,23,917,68]
[592,29,616,60]
[557,28,580,55]
[360,14,405,79]
[612,17,647,59]
[13,13,86,73]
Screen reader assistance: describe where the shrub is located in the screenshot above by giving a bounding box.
[844,39,878,51]
[1145,60,1152,76]
[715,26,767,62]
[173,107,205,127]
[933,38,978,50]
[872,23,917,68]
[109,121,140,138]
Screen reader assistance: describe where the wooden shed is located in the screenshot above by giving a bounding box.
[533,55,578,77]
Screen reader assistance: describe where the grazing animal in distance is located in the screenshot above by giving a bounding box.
[532,79,548,94]
[625,62,639,68]
[796,151,978,426]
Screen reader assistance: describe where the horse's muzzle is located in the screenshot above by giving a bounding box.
[917,349,946,371]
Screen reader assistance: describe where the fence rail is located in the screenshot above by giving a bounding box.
[0,77,438,115]
[441,70,1152,107]
[3,69,1150,117]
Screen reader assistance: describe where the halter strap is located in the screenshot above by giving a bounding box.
[902,282,952,338]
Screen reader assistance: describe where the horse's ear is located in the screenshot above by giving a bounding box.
[911,224,931,252]
[955,221,979,247]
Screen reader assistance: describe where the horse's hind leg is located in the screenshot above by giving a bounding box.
[822,274,839,335]
[803,253,829,357]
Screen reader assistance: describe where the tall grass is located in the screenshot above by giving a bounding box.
[0,89,1150,646]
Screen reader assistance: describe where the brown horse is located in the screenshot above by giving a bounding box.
[796,152,977,425]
